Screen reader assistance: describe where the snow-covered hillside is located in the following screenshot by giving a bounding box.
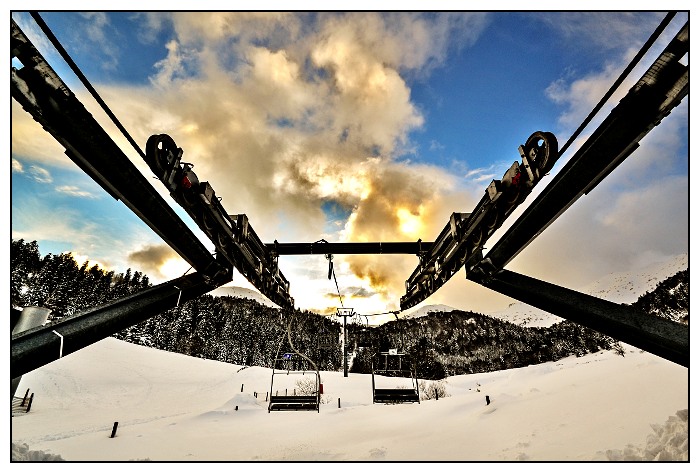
[583,254,688,304]
[403,303,458,319]
[206,254,688,329]
[11,337,688,461]
[489,253,688,328]
[209,285,280,308]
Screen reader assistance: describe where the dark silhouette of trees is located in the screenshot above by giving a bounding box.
[10,239,148,320]
[10,239,688,380]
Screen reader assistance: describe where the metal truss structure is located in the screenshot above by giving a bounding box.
[10,16,689,382]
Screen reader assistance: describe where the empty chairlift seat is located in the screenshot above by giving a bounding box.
[268,353,321,412]
[371,350,420,404]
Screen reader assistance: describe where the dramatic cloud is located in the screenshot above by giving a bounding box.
[11,12,686,316]
[127,243,190,281]
[86,12,490,306]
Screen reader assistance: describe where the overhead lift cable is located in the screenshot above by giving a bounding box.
[29,12,147,161]
[557,11,676,158]
[399,11,681,312]
[478,15,687,274]
[11,19,233,379]
[323,241,345,308]
[470,18,689,367]
[327,254,343,307]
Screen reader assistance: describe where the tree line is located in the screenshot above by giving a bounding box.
[11,239,150,319]
[11,239,688,380]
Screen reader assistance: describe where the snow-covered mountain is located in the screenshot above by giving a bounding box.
[208,285,280,308]
[582,254,688,304]
[489,253,688,328]
[207,253,688,329]
[401,303,458,319]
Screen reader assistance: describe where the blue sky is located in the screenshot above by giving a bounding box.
[10,10,689,318]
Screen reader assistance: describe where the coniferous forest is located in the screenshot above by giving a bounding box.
[11,239,689,380]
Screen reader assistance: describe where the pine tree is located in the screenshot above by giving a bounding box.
[10,239,41,307]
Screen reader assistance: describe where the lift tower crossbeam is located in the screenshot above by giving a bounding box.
[11,273,216,379]
[468,22,689,367]
[10,19,227,283]
[11,19,232,378]
[475,22,689,274]
[267,242,433,255]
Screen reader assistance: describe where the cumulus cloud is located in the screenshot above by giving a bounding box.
[83,12,491,306]
[127,243,187,280]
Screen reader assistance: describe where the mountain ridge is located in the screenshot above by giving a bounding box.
[209,253,689,327]
[489,253,688,327]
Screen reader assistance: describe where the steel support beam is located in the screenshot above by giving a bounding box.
[470,269,689,367]
[480,22,688,271]
[11,20,225,280]
[267,241,433,255]
[11,273,216,379]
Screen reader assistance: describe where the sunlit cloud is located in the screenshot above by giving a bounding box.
[55,185,99,199]
[27,165,53,183]
[11,102,73,168]
[10,12,686,317]
[12,159,24,173]
[127,243,191,281]
[81,12,486,307]
[396,208,423,238]
[66,252,108,272]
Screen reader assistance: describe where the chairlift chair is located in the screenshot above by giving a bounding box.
[268,353,321,412]
[267,313,322,413]
[371,349,420,404]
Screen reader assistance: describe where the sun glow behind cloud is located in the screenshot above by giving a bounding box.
[158,257,192,280]
[396,207,423,238]
[10,12,688,316]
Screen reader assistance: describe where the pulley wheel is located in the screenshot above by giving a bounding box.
[524,131,558,175]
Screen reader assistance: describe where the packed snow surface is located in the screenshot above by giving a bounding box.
[11,337,688,462]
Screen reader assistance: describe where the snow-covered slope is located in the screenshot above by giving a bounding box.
[582,253,688,304]
[206,254,688,328]
[208,285,280,308]
[489,253,688,327]
[401,303,458,319]
[11,337,689,461]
